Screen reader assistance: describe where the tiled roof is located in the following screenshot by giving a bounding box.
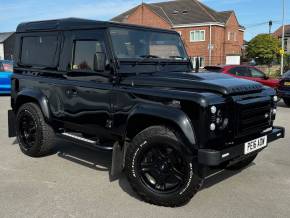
[273,25,290,37]
[111,0,239,27]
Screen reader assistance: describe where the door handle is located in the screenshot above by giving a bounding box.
[65,89,78,96]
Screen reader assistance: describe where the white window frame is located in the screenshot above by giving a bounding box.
[191,56,205,68]
[228,32,237,41]
[190,30,205,42]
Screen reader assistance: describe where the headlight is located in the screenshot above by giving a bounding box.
[210,106,217,114]
[209,105,229,131]
[273,95,278,102]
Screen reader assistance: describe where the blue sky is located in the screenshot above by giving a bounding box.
[0,0,288,40]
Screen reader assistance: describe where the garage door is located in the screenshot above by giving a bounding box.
[226,56,240,65]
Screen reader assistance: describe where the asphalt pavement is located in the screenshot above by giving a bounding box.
[0,96,289,218]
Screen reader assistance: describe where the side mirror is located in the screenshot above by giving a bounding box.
[93,52,106,72]
[264,75,269,80]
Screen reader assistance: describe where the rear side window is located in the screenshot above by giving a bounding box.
[72,40,105,71]
[229,67,251,77]
[20,35,58,67]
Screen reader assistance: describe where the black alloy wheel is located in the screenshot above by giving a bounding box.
[138,145,187,194]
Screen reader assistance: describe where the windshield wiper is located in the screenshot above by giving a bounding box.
[139,55,160,59]
[169,55,186,60]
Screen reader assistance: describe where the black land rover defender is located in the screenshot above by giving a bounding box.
[8,18,284,207]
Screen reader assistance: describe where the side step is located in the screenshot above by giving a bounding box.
[58,132,113,151]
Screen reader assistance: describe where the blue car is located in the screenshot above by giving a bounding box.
[0,60,13,94]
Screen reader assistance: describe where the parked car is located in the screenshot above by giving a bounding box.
[277,70,290,106]
[0,60,13,94]
[204,65,279,89]
[8,18,284,207]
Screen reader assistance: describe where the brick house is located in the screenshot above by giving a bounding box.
[273,25,290,54]
[111,0,245,67]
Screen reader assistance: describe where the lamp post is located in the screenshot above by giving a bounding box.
[281,0,285,76]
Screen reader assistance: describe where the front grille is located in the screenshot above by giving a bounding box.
[236,97,272,137]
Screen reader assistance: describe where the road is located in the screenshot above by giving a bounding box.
[0,96,289,218]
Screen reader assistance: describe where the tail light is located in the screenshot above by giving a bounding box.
[3,64,13,72]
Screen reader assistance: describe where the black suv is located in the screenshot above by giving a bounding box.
[8,18,284,207]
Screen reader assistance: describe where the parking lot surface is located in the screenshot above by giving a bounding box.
[0,96,289,218]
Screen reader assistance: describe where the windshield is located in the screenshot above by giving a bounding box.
[109,27,187,60]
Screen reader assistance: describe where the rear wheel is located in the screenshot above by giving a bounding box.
[16,102,55,157]
[283,98,290,107]
[124,126,202,207]
[227,154,258,170]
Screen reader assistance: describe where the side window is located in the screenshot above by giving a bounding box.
[229,67,250,77]
[0,64,3,72]
[20,35,58,67]
[72,40,106,72]
[249,68,265,78]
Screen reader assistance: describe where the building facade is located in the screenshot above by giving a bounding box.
[112,0,245,67]
[0,32,15,60]
[273,25,290,54]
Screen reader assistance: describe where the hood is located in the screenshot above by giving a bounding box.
[120,72,264,95]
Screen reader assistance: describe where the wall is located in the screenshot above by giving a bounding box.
[0,43,4,60]
[126,5,171,29]
[3,34,15,60]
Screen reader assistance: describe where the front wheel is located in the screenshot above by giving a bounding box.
[124,126,202,207]
[283,98,290,107]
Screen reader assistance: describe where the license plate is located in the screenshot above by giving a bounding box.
[244,136,267,154]
[284,82,290,86]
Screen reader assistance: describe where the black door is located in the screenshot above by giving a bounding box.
[58,29,115,139]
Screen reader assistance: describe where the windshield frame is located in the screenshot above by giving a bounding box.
[108,26,189,63]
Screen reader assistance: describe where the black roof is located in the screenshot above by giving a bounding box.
[16,18,178,33]
[112,0,243,28]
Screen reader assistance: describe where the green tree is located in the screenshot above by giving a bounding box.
[246,34,280,65]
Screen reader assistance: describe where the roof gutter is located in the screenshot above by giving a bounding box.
[173,22,225,28]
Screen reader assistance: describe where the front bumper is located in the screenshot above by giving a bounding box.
[198,127,285,166]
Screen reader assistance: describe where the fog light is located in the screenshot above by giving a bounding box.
[210,106,217,114]
[210,123,216,131]
[273,96,278,102]
[272,108,277,115]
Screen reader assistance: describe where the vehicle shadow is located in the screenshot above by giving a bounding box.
[201,163,255,190]
[56,140,112,172]
[55,140,142,200]
[277,101,288,108]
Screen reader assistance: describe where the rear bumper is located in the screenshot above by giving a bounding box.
[277,89,290,98]
[198,127,285,166]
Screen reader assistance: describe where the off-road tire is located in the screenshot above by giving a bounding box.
[227,154,258,170]
[16,102,55,157]
[283,98,290,107]
[124,126,202,207]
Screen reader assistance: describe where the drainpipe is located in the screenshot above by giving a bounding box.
[209,24,212,66]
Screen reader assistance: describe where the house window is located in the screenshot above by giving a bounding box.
[191,56,205,68]
[190,30,205,42]
[228,32,237,41]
